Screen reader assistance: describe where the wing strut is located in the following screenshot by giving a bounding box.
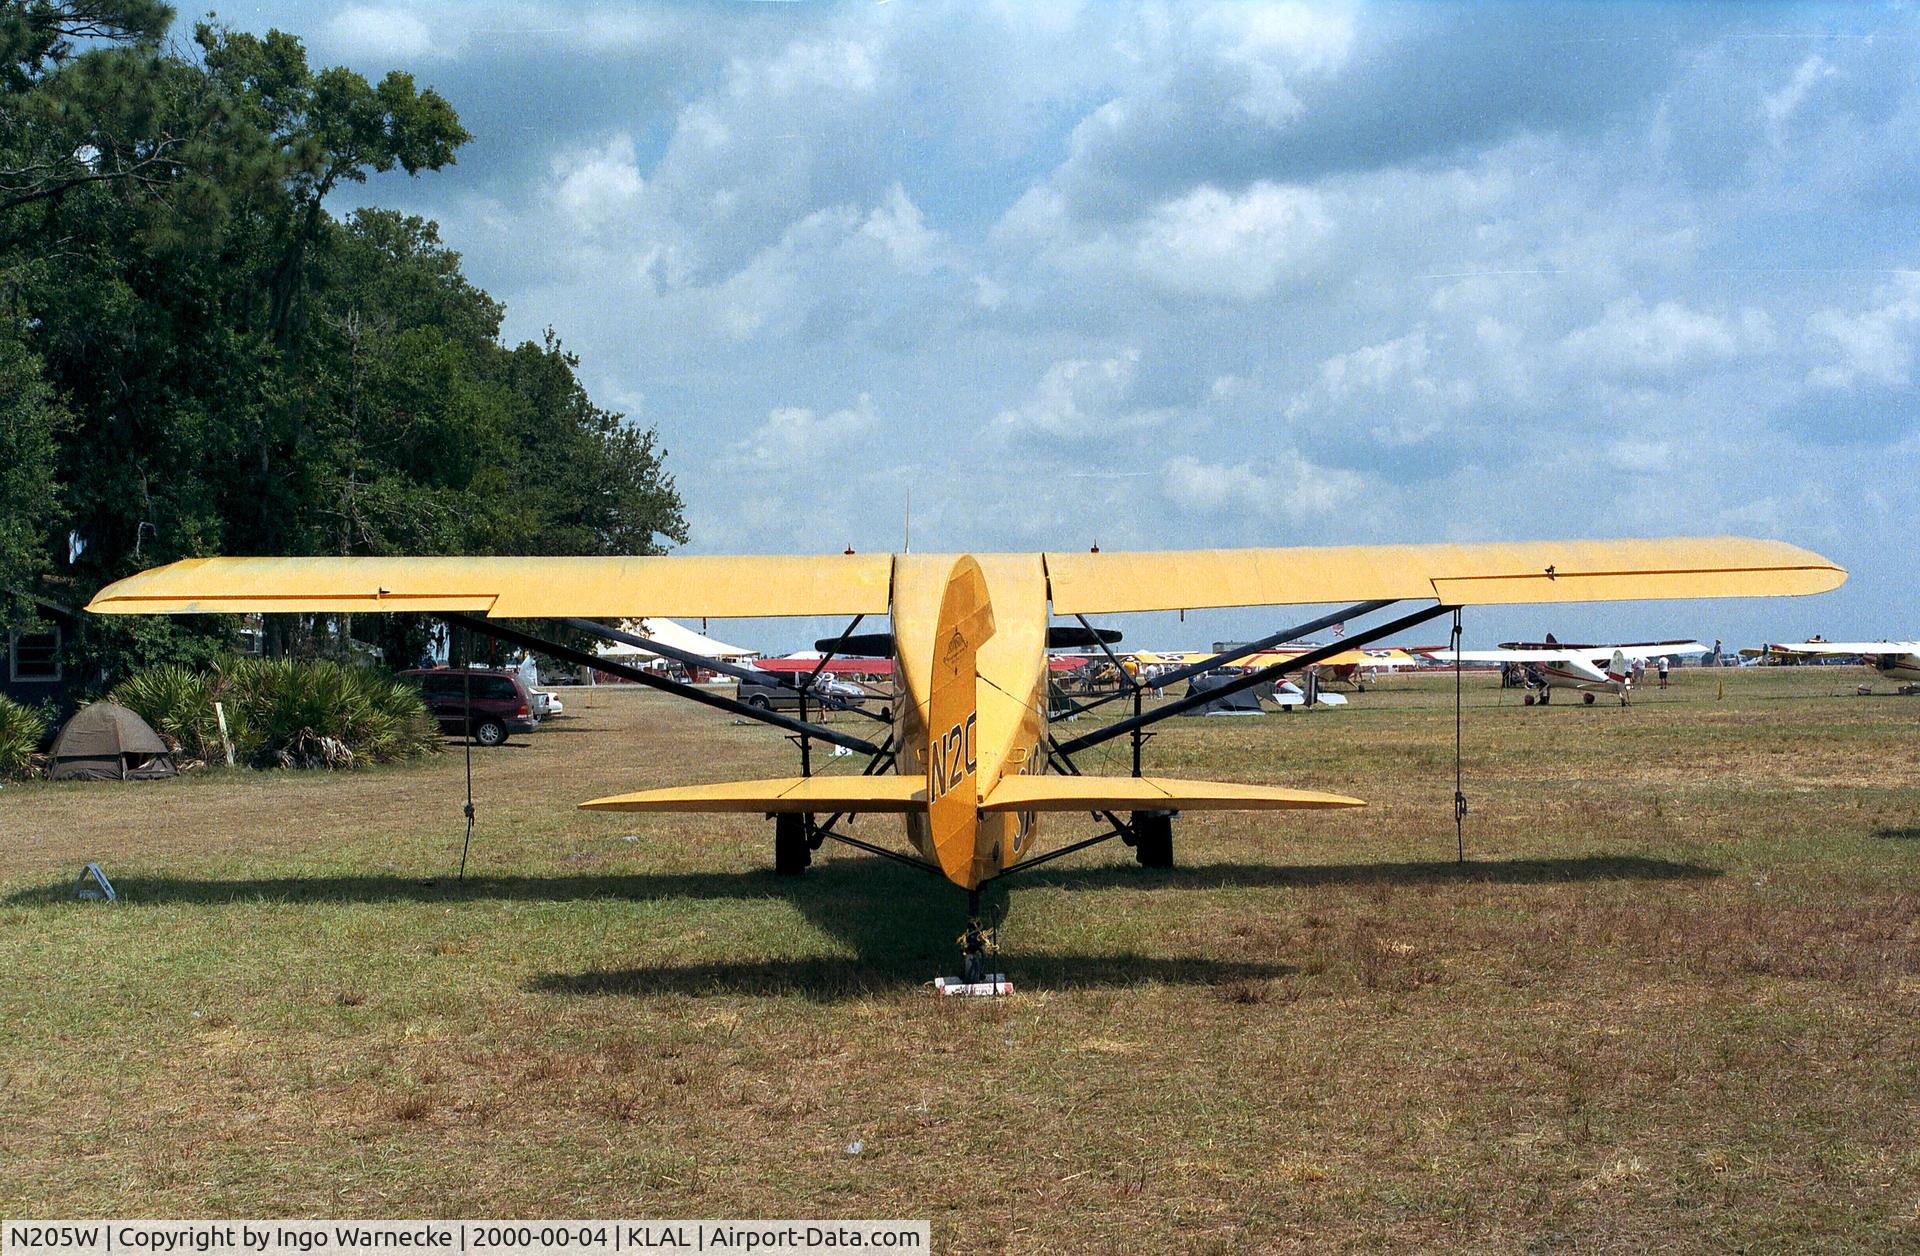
[1055,599,1396,722]
[441,613,883,755]
[560,617,887,725]
[1055,601,1457,757]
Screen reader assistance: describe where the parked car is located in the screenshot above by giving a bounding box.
[734,674,871,712]
[398,667,539,745]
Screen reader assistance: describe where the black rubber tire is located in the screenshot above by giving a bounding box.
[774,813,810,875]
[1132,811,1174,869]
[749,695,772,711]
[473,719,507,747]
[1583,692,1596,705]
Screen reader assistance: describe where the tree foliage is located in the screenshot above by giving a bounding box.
[0,3,688,670]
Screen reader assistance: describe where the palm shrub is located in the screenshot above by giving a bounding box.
[110,657,439,770]
[111,664,221,759]
[221,658,439,768]
[0,696,47,779]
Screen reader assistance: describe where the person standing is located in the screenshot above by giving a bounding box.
[1657,655,1671,689]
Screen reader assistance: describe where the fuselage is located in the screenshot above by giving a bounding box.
[1538,659,1625,693]
[1868,653,1920,682]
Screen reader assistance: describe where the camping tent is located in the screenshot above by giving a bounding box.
[49,703,176,781]
[596,618,756,663]
[1181,672,1266,716]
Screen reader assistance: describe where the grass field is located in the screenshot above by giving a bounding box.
[3,667,1917,1251]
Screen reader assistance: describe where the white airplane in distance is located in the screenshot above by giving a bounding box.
[1758,640,1920,693]
[1422,635,1712,705]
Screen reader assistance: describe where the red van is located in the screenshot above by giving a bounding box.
[398,667,539,745]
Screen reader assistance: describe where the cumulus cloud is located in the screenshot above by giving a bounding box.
[727,395,881,470]
[994,352,1142,440]
[326,6,444,61]
[998,180,1331,301]
[859,184,941,274]
[1161,452,1366,522]
[1806,273,1920,389]
[1559,298,1773,377]
[548,135,644,234]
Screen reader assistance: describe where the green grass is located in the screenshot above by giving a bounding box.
[1,668,1917,1251]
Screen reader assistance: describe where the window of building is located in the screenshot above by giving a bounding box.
[9,626,61,683]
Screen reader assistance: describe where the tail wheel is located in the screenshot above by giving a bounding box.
[1132,811,1174,869]
[774,813,811,875]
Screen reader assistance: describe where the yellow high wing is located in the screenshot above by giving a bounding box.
[1043,536,1843,613]
[85,536,1843,619]
[85,554,895,618]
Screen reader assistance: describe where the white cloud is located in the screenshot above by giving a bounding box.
[1161,452,1365,522]
[1806,273,1920,390]
[548,135,644,234]
[999,180,1331,301]
[728,396,881,470]
[1764,54,1838,132]
[994,351,1141,439]
[1558,298,1771,377]
[860,184,941,274]
[326,6,443,61]
[1320,328,1431,397]
[1131,183,1330,300]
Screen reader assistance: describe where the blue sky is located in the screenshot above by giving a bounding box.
[214,2,1918,651]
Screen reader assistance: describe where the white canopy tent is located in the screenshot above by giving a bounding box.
[594,617,758,663]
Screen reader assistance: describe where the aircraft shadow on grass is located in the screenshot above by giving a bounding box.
[6,853,1718,999]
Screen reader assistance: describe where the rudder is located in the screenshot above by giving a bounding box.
[925,555,995,884]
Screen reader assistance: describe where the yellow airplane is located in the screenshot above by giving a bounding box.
[89,537,1844,978]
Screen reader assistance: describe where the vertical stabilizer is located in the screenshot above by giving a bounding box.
[926,556,995,884]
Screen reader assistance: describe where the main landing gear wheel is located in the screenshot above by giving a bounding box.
[1132,810,1174,869]
[1583,692,1596,705]
[774,812,811,875]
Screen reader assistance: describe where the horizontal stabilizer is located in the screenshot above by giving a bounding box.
[580,775,925,814]
[981,776,1363,813]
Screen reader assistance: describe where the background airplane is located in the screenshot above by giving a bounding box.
[1754,640,1920,693]
[1421,635,1712,704]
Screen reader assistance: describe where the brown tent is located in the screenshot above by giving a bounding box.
[49,702,176,781]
